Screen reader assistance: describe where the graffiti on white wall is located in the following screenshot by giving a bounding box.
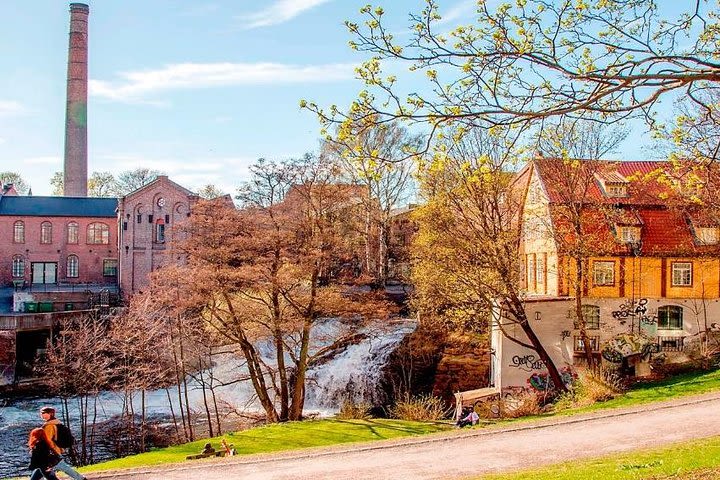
[528,367,576,391]
[610,298,658,336]
[601,333,660,363]
[509,354,545,371]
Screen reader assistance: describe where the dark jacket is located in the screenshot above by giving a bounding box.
[29,439,60,471]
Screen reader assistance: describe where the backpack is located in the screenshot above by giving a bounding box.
[55,423,75,449]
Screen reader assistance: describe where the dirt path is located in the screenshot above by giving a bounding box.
[92,392,720,480]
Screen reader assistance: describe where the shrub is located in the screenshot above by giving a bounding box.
[389,393,449,421]
[554,367,626,410]
[336,399,372,420]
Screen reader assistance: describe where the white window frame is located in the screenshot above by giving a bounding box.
[593,261,615,286]
[66,255,79,278]
[618,226,640,243]
[696,227,719,245]
[671,262,692,287]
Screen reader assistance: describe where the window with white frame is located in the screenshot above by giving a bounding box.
[671,262,692,286]
[527,255,536,290]
[40,221,53,244]
[617,226,640,243]
[13,221,24,243]
[87,222,109,244]
[66,255,79,278]
[658,305,683,330]
[536,253,545,288]
[593,261,615,286]
[696,227,719,245]
[67,222,79,244]
[12,255,24,277]
[606,184,627,197]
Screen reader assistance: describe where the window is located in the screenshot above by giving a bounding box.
[12,255,24,277]
[606,184,627,197]
[696,227,719,245]
[658,305,683,330]
[574,335,600,352]
[593,261,615,286]
[618,226,640,243]
[527,255,535,291]
[67,222,79,244]
[40,221,53,244]
[87,222,109,244]
[671,262,692,286]
[536,254,545,288]
[103,259,118,277]
[13,221,24,243]
[575,305,600,330]
[155,220,166,243]
[66,255,79,278]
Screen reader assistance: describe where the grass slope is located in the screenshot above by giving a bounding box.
[82,419,449,472]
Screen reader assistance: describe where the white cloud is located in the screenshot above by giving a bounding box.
[237,0,332,29]
[89,62,355,102]
[437,1,476,26]
[0,100,25,117]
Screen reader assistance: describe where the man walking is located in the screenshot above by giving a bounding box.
[40,406,87,480]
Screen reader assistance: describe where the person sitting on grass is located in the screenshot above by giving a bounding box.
[456,408,480,428]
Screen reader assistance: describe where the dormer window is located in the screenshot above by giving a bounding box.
[696,227,719,245]
[605,183,627,197]
[595,171,629,198]
[618,226,641,243]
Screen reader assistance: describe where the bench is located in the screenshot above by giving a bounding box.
[453,386,500,421]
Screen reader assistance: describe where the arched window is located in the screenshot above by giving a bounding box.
[67,222,79,244]
[12,255,24,277]
[66,255,79,278]
[87,222,109,244]
[40,221,53,244]
[155,219,165,243]
[658,305,683,330]
[13,221,25,243]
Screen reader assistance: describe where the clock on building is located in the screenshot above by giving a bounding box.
[157,197,165,207]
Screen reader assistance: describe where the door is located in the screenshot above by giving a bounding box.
[31,262,57,284]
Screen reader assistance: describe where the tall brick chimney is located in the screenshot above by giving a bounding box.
[63,3,89,197]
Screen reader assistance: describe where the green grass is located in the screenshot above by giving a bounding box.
[81,418,449,473]
[475,436,720,480]
[556,368,720,416]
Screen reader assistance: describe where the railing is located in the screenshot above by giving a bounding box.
[18,282,119,293]
[657,336,685,352]
[0,310,95,331]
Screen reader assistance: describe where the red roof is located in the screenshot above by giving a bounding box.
[529,159,718,256]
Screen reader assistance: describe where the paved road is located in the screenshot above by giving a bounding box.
[93,392,720,480]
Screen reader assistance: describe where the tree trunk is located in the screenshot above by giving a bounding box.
[574,257,597,370]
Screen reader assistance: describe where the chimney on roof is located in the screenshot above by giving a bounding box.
[63,3,89,197]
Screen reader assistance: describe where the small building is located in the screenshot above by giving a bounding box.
[117,175,197,295]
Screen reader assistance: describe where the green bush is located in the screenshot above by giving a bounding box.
[389,393,449,421]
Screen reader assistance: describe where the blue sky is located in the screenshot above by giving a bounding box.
[0,1,665,196]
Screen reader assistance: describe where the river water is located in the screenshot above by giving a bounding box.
[0,319,415,478]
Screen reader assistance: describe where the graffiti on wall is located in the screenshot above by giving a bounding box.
[509,354,545,371]
[601,333,660,363]
[611,298,658,336]
[527,367,576,391]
